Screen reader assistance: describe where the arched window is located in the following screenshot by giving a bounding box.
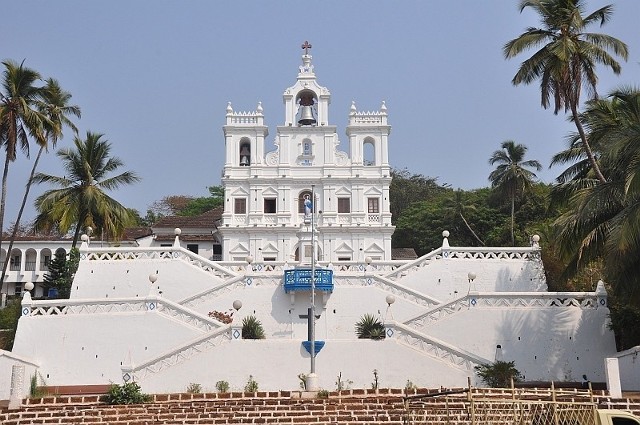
[296,90,318,126]
[363,138,375,166]
[239,139,251,166]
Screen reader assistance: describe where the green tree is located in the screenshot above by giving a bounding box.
[43,248,79,298]
[489,141,542,245]
[0,298,21,350]
[504,0,628,183]
[390,168,448,224]
[0,78,80,289]
[179,186,224,216]
[33,132,139,247]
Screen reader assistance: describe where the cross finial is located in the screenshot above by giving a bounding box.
[301,41,312,55]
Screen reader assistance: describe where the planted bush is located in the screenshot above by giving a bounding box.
[355,314,385,340]
[104,382,152,405]
[242,315,265,339]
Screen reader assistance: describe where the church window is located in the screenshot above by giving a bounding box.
[338,256,351,261]
[298,190,313,213]
[264,257,276,262]
[235,198,247,214]
[338,197,350,213]
[239,141,251,166]
[363,138,375,166]
[264,198,277,214]
[187,244,199,254]
[303,140,312,156]
[368,198,380,213]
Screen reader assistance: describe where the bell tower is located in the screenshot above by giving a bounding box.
[283,41,331,127]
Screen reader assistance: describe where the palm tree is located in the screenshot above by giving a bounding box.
[442,189,485,246]
[552,88,640,301]
[489,141,542,245]
[0,60,47,247]
[0,79,80,289]
[504,0,628,183]
[33,131,139,247]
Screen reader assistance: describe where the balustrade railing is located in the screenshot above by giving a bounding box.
[80,246,238,280]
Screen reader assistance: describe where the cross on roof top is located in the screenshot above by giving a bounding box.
[301,41,312,55]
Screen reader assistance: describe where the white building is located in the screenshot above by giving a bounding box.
[0,47,632,400]
[220,48,393,263]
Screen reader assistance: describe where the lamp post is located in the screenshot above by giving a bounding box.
[308,184,318,390]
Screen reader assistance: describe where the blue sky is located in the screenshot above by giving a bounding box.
[2,1,640,226]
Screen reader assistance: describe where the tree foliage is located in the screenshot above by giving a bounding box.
[504,0,628,182]
[33,132,139,246]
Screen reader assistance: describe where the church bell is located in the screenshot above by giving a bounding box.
[298,105,316,126]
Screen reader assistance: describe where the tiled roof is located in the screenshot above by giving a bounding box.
[122,227,153,240]
[153,207,223,229]
[391,248,418,260]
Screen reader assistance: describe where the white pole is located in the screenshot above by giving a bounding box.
[308,184,318,390]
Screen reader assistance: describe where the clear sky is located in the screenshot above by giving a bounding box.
[2,1,640,226]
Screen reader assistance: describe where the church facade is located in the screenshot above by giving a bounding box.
[220,47,393,264]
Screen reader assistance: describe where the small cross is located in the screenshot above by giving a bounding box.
[301,41,312,54]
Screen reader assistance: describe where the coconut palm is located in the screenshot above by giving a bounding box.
[33,131,139,247]
[504,0,628,183]
[0,79,80,288]
[489,141,542,245]
[552,88,640,302]
[0,60,48,245]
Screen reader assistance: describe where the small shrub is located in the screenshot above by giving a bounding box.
[317,389,329,399]
[242,315,265,339]
[371,369,380,390]
[104,382,152,405]
[215,380,230,393]
[29,373,47,398]
[244,375,259,392]
[186,383,202,394]
[355,314,385,340]
[474,360,523,388]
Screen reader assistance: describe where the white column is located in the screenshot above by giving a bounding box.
[604,357,622,398]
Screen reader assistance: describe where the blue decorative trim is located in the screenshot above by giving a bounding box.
[599,298,606,306]
[122,373,131,382]
[471,298,477,306]
[302,340,325,357]
[22,307,30,316]
[386,328,394,338]
[233,329,241,339]
[246,277,253,286]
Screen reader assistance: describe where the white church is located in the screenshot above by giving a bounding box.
[1,45,638,399]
